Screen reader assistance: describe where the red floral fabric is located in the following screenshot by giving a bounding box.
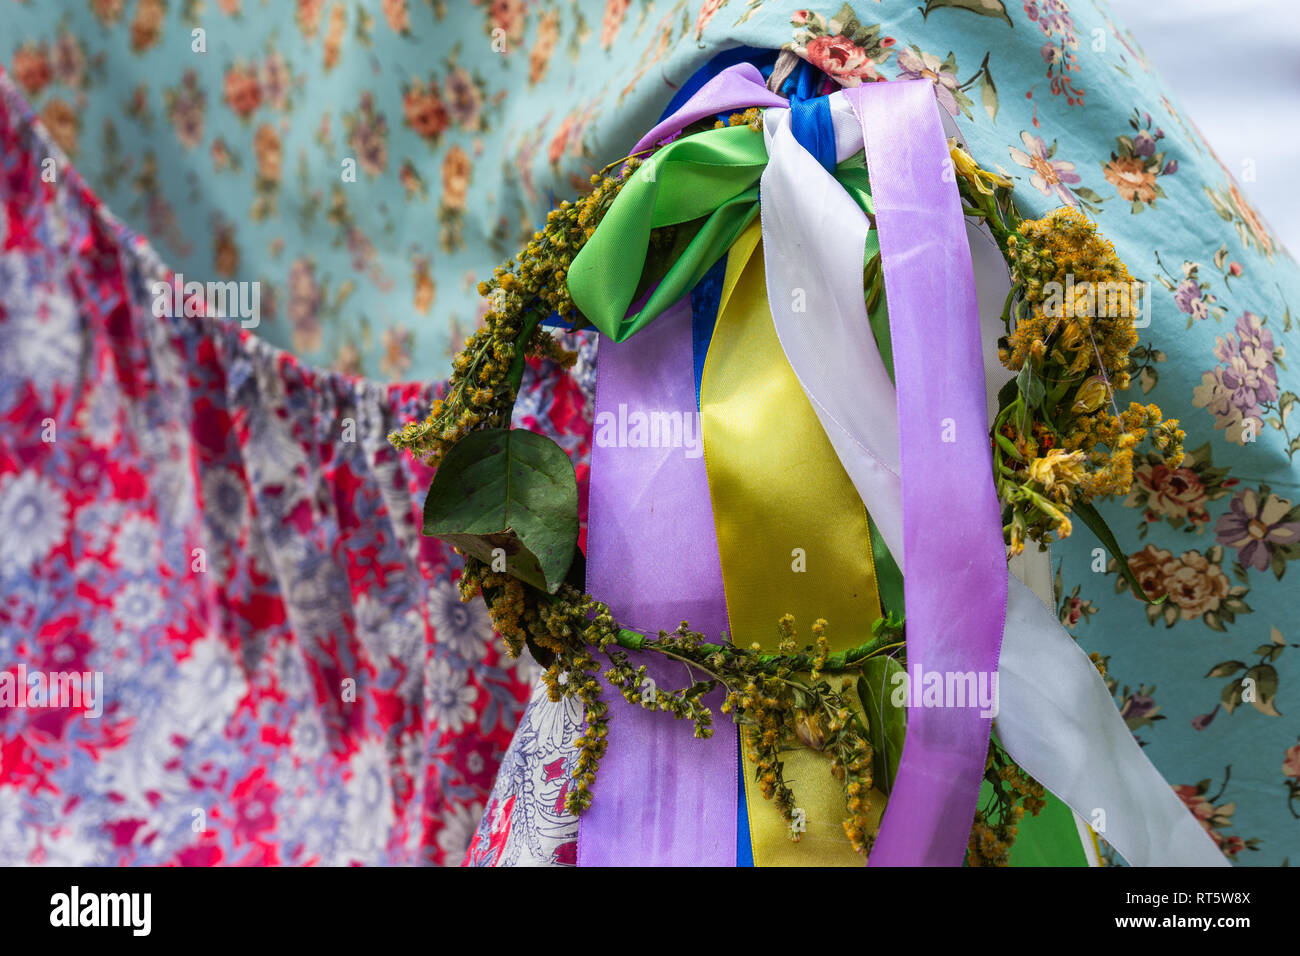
[0,68,592,865]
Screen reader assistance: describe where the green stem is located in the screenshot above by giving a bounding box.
[612,627,904,675]
[999,284,1015,333]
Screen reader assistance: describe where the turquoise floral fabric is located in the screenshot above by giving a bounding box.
[3,0,1298,865]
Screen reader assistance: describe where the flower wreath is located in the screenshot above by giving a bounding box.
[389,107,1181,865]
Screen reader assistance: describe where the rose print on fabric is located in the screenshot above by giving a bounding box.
[1126,443,1237,538]
[1007,130,1105,210]
[787,5,897,87]
[402,75,450,144]
[895,47,999,121]
[1216,487,1300,579]
[1153,252,1226,328]
[1023,0,1083,105]
[439,144,471,252]
[1205,182,1277,259]
[1055,561,1097,629]
[343,91,389,178]
[1174,769,1260,859]
[163,69,206,150]
[1098,660,1165,746]
[1114,544,1251,630]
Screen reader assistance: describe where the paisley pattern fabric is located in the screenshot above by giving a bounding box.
[0,69,593,865]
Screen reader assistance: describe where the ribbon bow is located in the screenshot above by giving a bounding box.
[568,64,875,344]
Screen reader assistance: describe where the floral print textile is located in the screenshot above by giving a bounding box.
[2,0,1299,866]
[0,0,691,381]
[466,0,1300,866]
[0,69,592,865]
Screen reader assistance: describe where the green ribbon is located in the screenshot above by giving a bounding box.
[568,124,877,342]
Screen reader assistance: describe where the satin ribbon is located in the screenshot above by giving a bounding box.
[573,64,1224,866]
[568,138,878,344]
[568,123,766,343]
[786,62,836,173]
[701,220,885,865]
[758,87,1228,868]
[576,65,784,866]
[840,81,1007,867]
[580,296,736,866]
[632,62,786,156]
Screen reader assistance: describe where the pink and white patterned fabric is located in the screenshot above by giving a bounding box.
[0,68,593,866]
[463,681,583,867]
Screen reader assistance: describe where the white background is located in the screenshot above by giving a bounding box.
[1114,0,1299,254]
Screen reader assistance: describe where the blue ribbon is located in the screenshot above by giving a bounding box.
[785,62,836,173]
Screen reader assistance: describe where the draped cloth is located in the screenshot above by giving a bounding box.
[563,68,1229,868]
[0,69,593,866]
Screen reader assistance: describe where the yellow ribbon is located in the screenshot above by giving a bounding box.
[701,220,886,865]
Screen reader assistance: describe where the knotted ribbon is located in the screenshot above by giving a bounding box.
[571,64,1227,867]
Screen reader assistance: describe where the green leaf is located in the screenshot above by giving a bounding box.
[1244,664,1281,716]
[980,64,999,123]
[1075,501,1163,604]
[858,655,907,795]
[996,373,1019,411]
[1221,679,1244,714]
[422,428,579,593]
[922,0,1012,25]
[1205,660,1246,678]
[1279,391,1296,425]
[1016,362,1045,408]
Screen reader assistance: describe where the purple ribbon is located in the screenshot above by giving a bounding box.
[577,63,786,867]
[845,81,1007,866]
[579,297,736,866]
[631,63,786,156]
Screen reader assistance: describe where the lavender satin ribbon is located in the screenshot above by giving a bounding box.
[631,62,786,155]
[579,298,736,866]
[845,81,1007,867]
[577,63,788,867]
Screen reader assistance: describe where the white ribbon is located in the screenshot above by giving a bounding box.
[757,94,1227,867]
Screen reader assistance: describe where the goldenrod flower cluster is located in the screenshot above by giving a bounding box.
[386,172,623,465]
[713,106,764,132]
[967,739,1048,867]
[389,109,769,467]
[985,209,1185,552]
[1003,207,1137,376]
